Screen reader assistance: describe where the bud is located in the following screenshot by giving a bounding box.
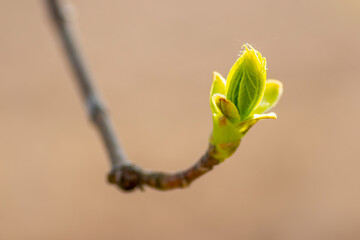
[209,44,283,160]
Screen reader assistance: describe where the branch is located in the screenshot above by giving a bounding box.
[46,0,227,191]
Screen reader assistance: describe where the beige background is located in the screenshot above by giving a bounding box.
[1,0,360,239]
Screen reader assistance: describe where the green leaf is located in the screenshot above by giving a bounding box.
[210,72,226,113]
[211,94,225,115]
[236,112,277,137]
[252,112,277,120]
[226,44,267,120]
[252,80,283,114]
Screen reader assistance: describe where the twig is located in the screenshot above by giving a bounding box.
[46,0,227,191]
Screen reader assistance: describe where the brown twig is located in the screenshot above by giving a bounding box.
[46,0,227,191]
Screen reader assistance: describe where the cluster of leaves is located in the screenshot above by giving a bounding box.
[210,44,283,160]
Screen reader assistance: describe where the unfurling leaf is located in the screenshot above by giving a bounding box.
[226,44,267,120]
[253,80,283,114]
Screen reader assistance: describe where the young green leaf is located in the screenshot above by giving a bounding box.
[210,72,226,113]
[226,44,267,120]
[252,80,283,114]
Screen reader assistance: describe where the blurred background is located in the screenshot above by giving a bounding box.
[1,0,360,239]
